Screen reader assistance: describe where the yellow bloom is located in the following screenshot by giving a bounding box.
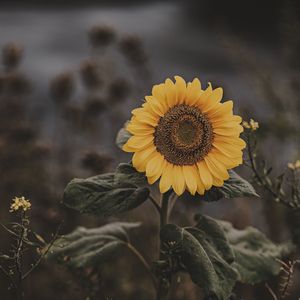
[288,160,300,170]
[10,196,31,212]
[242,119,259,131]
[123,76,245,196]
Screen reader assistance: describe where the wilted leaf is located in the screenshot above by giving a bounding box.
[160,224,238,300]
[64,167,150,218]
[116,125,131,149]
[202,170,259,202]
[217,220,295,284]
[114,163,147,187]
[48,222,140,268]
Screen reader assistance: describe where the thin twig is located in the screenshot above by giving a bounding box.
[125,242,157,288]
[265,283,278,300]
[0,265,17,289]
[22,223,62,280]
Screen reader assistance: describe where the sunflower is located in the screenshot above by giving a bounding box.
[123,76,245,196]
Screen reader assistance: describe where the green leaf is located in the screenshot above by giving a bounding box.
[160,223,238,300]
[202,170,259,202]
[48,222,140,269]
[114,163,147,187]
[64,167,150,218]
[217,220,295,284]
[116,125,131,149]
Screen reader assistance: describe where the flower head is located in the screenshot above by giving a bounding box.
[123,76,245,196]
[10,196,31,212]
[242,119,259,131]
[287,160,300,170]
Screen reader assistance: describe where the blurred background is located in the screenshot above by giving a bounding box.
[0,0,299,299]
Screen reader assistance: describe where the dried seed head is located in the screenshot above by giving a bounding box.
[119,36,147,65]
[84,96,106,117]
[2,42,23,71]
[88,25,116,48]
[154,105,213,165]
[108,78,130,103]
[79,60,102,89]
[50,72,74,103]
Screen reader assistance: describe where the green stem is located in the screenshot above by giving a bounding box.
[156,191,172,300]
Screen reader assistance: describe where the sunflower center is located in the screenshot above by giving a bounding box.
[154,104,213,165]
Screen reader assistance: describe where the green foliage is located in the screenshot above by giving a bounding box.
[160,223,237,300]
[159,214,294,300]
[48,222,140,268]
[202,170,259,202]
[116,126,131,149]
[114,163,147,187]
[63,164,149,218]
[217,219,295,284]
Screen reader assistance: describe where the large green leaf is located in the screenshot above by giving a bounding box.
[116,126,131,149]
[217,219,295,284]
[48,222,140,268]
[160,224,238,300]
[202,170,259,202]
[64,165,149,218]
[114,163,147,187]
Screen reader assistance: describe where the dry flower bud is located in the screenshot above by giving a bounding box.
[88,25,116,48]
[2,42,23,71]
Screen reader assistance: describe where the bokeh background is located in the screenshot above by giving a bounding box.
[0,0,299,299]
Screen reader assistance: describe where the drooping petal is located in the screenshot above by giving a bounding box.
[197,160,213,190]
[159,162,173,193]
[182,165,198,195]
[132,145,157,172]
[204,154,229,181]
[148,159,166,184]
[172,166,186,196]
[126,135,154,150]
[145,152,165,178]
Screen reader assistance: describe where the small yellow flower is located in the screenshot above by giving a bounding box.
[288,160,300,170]
[10,196,31,212]
[242,119,259,131]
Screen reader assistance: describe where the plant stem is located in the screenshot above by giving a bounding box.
[156,191,172,300]
[125,243,157,289]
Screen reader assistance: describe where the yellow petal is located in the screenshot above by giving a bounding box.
[182,165,198,195]
[185,78,202,106]
[148,159,166,184]
[132,145,156,172]
[174,76,187,104]
[165,78,177,108]
[152,83,168,111]
[214,136,246,148]
[208,148,242,168]
[126,135,154,150]
[213,125,243,137]
[196,82,213,110]
[212,176,224,187]
[207,87,223,104]
[204,154,229,180]
[135,111,159,127]
[159,162,173,193]
[127,122,155,135]
[172,166,186,196]
[145,96,165,117]
[207,101,233,119]
[212,143,243,158]
[197,160,213,190]
[146,152,164,178]
[196,173,205,195]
